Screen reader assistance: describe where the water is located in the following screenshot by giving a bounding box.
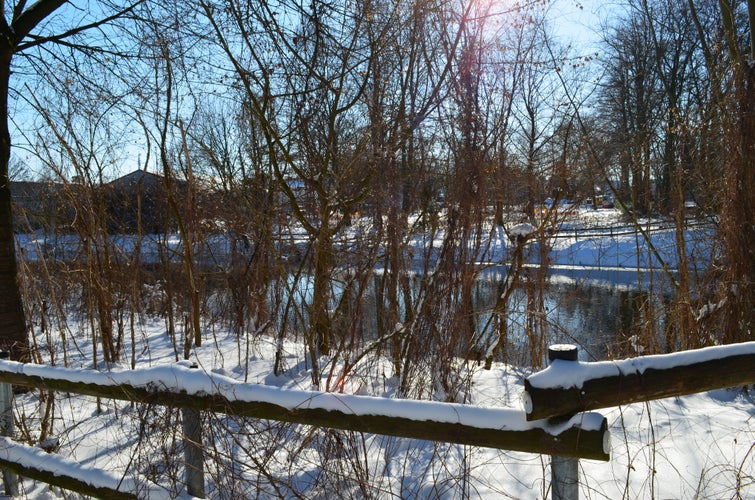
[266,270,669,364]
[469,279,666,362]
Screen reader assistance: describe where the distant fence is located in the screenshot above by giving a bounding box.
[546,219,712,239]
[15,219,714,266]
[0,340,752,499]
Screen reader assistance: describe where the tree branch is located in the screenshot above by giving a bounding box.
[13,0,144,52]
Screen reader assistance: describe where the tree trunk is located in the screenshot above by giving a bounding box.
[723,60,755,342]
[311,222,334,358]
[718,0,755,343]
[0,48,29,362]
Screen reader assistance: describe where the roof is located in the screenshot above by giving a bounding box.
[107,170,165,189]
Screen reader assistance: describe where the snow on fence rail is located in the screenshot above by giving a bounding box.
[0,341,750,499]
[523,341,755,421]
[0,359,609,498]
[0,436,143,500]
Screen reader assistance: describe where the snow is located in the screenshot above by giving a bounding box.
[2,327,752,499]
[527,341,755,390]
[16,208,714,291]
[508,223,535,240]
[0,436,153,498]
[0,360,605,435]
[4,209,751,498]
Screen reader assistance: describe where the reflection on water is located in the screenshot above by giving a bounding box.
[269,271,669,364]
[469,279,667,362]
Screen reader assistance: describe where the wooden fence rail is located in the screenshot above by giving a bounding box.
[0,360,610,459]
[0,438,139,500]
[0,358,609,498]
[523,341,755,421]
[1,341,752,499]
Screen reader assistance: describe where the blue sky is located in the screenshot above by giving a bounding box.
[548,0,614,51]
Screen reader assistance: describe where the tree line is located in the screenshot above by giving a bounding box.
[0,0,751,391]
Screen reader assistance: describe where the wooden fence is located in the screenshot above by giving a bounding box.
[0,358,608,498]
[0,341,753,499]
[523,342,755,421]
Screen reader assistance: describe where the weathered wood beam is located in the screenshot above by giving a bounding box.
[0,437,138,499]
[524,342,755,421]
[0,361,610,461]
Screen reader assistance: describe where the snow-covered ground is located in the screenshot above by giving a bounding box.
[16,207,714,291]
[5,208,750,499]
[3,321,753,499]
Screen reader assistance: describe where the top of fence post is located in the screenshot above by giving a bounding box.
[545,345,579,422]
[548,344,578,363]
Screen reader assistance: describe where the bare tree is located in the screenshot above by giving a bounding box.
[601,10,663,216]
[199,0,381,384]
[0,1,144,361]
[713,0,754,342]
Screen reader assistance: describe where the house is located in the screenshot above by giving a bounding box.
[104,169,186,233]
[10,180,73,231]
[11,169,193,234]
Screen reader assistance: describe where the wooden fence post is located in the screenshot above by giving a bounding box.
[182,362,205,498]
[0,351,18,497]
[548,344,579,500]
